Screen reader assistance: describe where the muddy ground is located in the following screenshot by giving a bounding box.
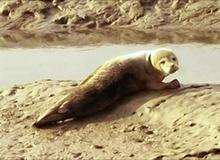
[0,80,220,159]
[0,0,220,47]
[0,0,219,32]
[1,29,220,48]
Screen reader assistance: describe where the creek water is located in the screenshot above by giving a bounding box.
[0,43,219,88]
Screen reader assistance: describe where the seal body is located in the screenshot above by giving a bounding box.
[34,49,180,127]
[60,52,151,117]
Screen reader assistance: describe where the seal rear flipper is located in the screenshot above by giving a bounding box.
[33,99,74,128]
[33,112,68,128]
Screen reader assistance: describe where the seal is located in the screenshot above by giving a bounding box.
[34,48,180,127]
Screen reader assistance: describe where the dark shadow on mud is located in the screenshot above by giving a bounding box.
[38,83,216,131]
[34,90,157,130]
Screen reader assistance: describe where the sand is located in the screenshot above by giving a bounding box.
[0,0,219,33]
[0,44,220,159]
[0,0,220,48]
[0,80,220,159]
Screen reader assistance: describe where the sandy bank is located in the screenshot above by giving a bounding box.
[0,0,219,32]
[0,0,220,48]
[0,79,220,159]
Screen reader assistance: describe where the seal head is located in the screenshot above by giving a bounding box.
[149,48,179,77]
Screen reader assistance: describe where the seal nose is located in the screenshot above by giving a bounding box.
[169,63,178,73]
[170,63,178,70]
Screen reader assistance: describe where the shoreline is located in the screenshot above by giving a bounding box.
[0,28,220,48]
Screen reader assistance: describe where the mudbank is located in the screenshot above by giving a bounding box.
[0,0,220,47]
[0,80,220,159]
[0,0,219,32]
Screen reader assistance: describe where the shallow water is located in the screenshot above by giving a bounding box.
[0,43,220,88]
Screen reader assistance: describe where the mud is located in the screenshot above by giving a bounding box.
[0,80,220,159]
[1,29,220,48]
[1,0,219,31]
[0,0,220,47]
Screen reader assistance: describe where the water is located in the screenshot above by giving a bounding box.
[0,43,220,88]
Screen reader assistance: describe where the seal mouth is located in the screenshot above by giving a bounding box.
[169,66,178,74]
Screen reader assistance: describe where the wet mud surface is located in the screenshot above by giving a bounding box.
[0,0,219,32]
[1,29,220,48]
[0,0,220,47]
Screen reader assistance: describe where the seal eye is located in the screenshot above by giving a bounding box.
[160,60,166,64]
[172,57,176,61]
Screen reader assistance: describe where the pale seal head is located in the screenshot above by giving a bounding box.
[149,48,179,76]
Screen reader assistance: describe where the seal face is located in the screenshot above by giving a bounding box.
[34,48,180,128]
[150,48,179,76]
